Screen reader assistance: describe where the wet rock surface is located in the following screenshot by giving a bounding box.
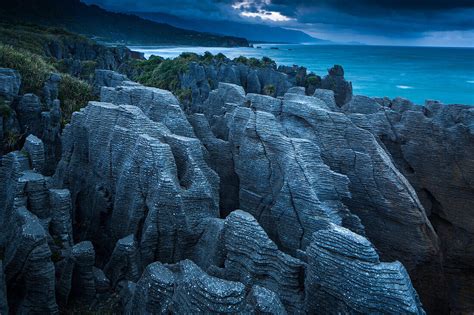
[0,68,471,314]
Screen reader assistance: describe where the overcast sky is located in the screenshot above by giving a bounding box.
[83,0,474,47]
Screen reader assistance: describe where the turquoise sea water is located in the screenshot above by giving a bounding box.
[130,44,474,105]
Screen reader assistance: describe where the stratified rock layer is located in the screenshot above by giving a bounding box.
[343,96,474,312]
[305,223,425,314]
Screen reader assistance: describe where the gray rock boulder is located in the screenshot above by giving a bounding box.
[223,210,304,312]
[49,189,74,249]
[247,285,287,315]
[94,69,138,91]
[305,223,425,314]
[168,259,248,313]
[0,68,21,100]
[23,134,45,173]
[104,234,141,288]
[227,104,364,253]
[131,261,175,314]
[3,207,58,314]
[343,98,474,312]
[54,101,219,266]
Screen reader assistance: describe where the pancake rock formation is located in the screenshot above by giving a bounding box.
[0,66,471,314]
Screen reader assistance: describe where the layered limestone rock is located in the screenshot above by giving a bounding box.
[0,68,21,100]
[2,75,62,173]
[54,101,219,265]
[343,96,474,312]
[180,60,294,107]
[4,207,58,314]
[227,104,365,252]
[1,68,450,314]
[100,84,195,137]
[278,92,439,268]
[222,210,305,311]
[130,261,175,314]
[247,285,287,315]
[305,223,425,314]
[168,259,249,313]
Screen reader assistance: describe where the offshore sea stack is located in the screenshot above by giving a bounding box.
[0,66,473,314]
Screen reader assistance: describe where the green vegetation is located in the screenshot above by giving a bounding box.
[0,43,95,124]
[0,22,93,56]
[233,55,277,68]
[176,88,193,104]
[4,131,21,150]
[127,52,278,100]
[0,44,55,94]
[263,84,276,97]
[58,74,95,125]
[305,74,321,86]
[0,96,12,118]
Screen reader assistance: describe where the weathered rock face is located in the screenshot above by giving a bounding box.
[222,210,305,312]
[1,69,62,173]
[343,96,474,312]
[0,68,21,100]
[180,60,295,107]
[100,84,195,138]
[192,82,440,312]
[4,68,469,313]
[321,65,353,107]
[227,103,365,253]
[305,223,425,314]
[54,100,219,266]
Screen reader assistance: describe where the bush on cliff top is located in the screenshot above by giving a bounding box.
[0,44,95,124]
[0,44,54,94]
[58,74,95,125]
[127,52,277,95]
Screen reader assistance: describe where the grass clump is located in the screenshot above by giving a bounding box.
[263,84,276,97]
[58,74,95,125]
[0,44,54,94]
[0,96,12,118]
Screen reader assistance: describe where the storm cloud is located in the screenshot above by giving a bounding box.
[83,0,474,46]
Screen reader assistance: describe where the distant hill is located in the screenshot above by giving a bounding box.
[0,0,249,47]
[134,12,333,45]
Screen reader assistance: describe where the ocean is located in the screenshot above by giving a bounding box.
[130,44,474,105]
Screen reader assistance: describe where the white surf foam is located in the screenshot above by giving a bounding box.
[396,85,414,89]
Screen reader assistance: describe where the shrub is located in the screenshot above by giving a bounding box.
[0,44,54,94]
[176,88,192,104]
[135,57,189,92]
[305,75,321,86]
[58,74,95,125]
[263,84,276,96]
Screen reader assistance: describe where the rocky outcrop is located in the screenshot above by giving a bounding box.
[343,96,474,312]
[53,100,219,266]
[5,66,472,313]
[0,68,21,100]
[321,65,353,107]
[168,259,248,313]
[1,69,62,173]
[180,59,295,107]
[305,223,425,314]
[222,210,305,311]
[130,261,175,314]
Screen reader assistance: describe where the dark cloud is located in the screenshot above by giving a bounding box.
[83,0,474,46]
